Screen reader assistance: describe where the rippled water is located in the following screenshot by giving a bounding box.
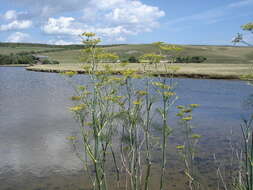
[0,67,252,190]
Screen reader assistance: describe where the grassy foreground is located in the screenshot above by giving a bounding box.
[26,63,252,80]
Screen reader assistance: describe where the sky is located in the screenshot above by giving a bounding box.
[0,0,252,45]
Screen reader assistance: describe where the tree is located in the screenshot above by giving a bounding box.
[232,22,253,46]
[128,56,139,63]
[242,22,253,33]
[160,44,183,63]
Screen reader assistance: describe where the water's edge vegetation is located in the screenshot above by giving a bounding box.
[26,64,244,80]
[60,32,253,190]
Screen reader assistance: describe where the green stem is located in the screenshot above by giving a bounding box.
[160,79,167,190]
[144,78,152,190]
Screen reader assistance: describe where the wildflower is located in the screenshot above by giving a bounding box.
[71,96,81,101]
[95,71,104,75]
[69,104,86,112]
[83,91,91,96]
[182,108,192,113]
[132,74,142,79]
[104,95,124,103]
[82,32,96,37]
[67,136,77,141]
[176,112,184,117]
[189,104,200,108]
[108,77,124,83]
[182,116,192,121]
[177,105,185,109]
[77,85,86,91]
[133,100,142,105]
[85,122,92,127]
[163,91,176,97]
[176,145,185,150]
[63,71,77,77]
[82,65,91,71]
[121,69,136,77]
[152,82,171,90]
[191,134,202,139]
[136,90,148,96]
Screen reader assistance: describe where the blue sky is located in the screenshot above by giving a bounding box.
[0,0,252,45]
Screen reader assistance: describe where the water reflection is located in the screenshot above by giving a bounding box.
[0,67,252,189]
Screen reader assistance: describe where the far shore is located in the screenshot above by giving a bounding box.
[25,63,253,80]
[0,64,30,67]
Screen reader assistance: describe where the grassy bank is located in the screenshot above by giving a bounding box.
[38,44,253,64]
[26,63,252,80]
[1,43,253,64]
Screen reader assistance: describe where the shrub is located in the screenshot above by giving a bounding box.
[42,59,51,64]
[175,56,207,63]
[128,56,139,63]
[41,59,60,64]
[52,60,60,64]
[121,59,129,63]
[0,54,36,65]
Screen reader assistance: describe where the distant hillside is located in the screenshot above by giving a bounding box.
[0,43,253,64]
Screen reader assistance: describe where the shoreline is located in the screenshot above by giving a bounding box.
[0,64,30,67]
[25,64,246,80]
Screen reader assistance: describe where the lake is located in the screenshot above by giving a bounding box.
[0,67,252,190]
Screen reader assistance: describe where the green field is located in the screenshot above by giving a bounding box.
[2,43,253,79]
[0,44,65,55]
[1,43,253,64]
[26,63,253,80]
[38,44,253,64]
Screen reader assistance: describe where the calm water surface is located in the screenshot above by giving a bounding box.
[0,67,252,190]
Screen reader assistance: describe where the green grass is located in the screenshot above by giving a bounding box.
[37,44,253,64]
[26,63,252,80]
[2,43,253,78]
[0,46,65,55]
[1,43,253,64]
[41,49,83,64]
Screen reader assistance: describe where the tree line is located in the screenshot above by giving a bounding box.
[0,53,59,65]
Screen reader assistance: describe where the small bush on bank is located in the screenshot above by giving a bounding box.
[41,59,60,65]
[175,56,207,63]
[128,56,139,63]
[51,60,60,64]
[42,59,51,64]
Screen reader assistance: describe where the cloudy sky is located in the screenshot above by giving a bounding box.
[0,0,252,45]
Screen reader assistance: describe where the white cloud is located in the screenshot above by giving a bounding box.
[94,26,134,36]
[3,10,17,20]
[5,0,165,43]
[42,17,83,35]
[228,0,253,8]
[42,0,165,42]
[43,17,133,41]
[1,10,30,21]
[115,36,126,42]
[105,1,165,25]
[0,20,32,31]
[8,0,90,17]
[90,0,132,10]
[6,32,30,42]
[48,39,75,45]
